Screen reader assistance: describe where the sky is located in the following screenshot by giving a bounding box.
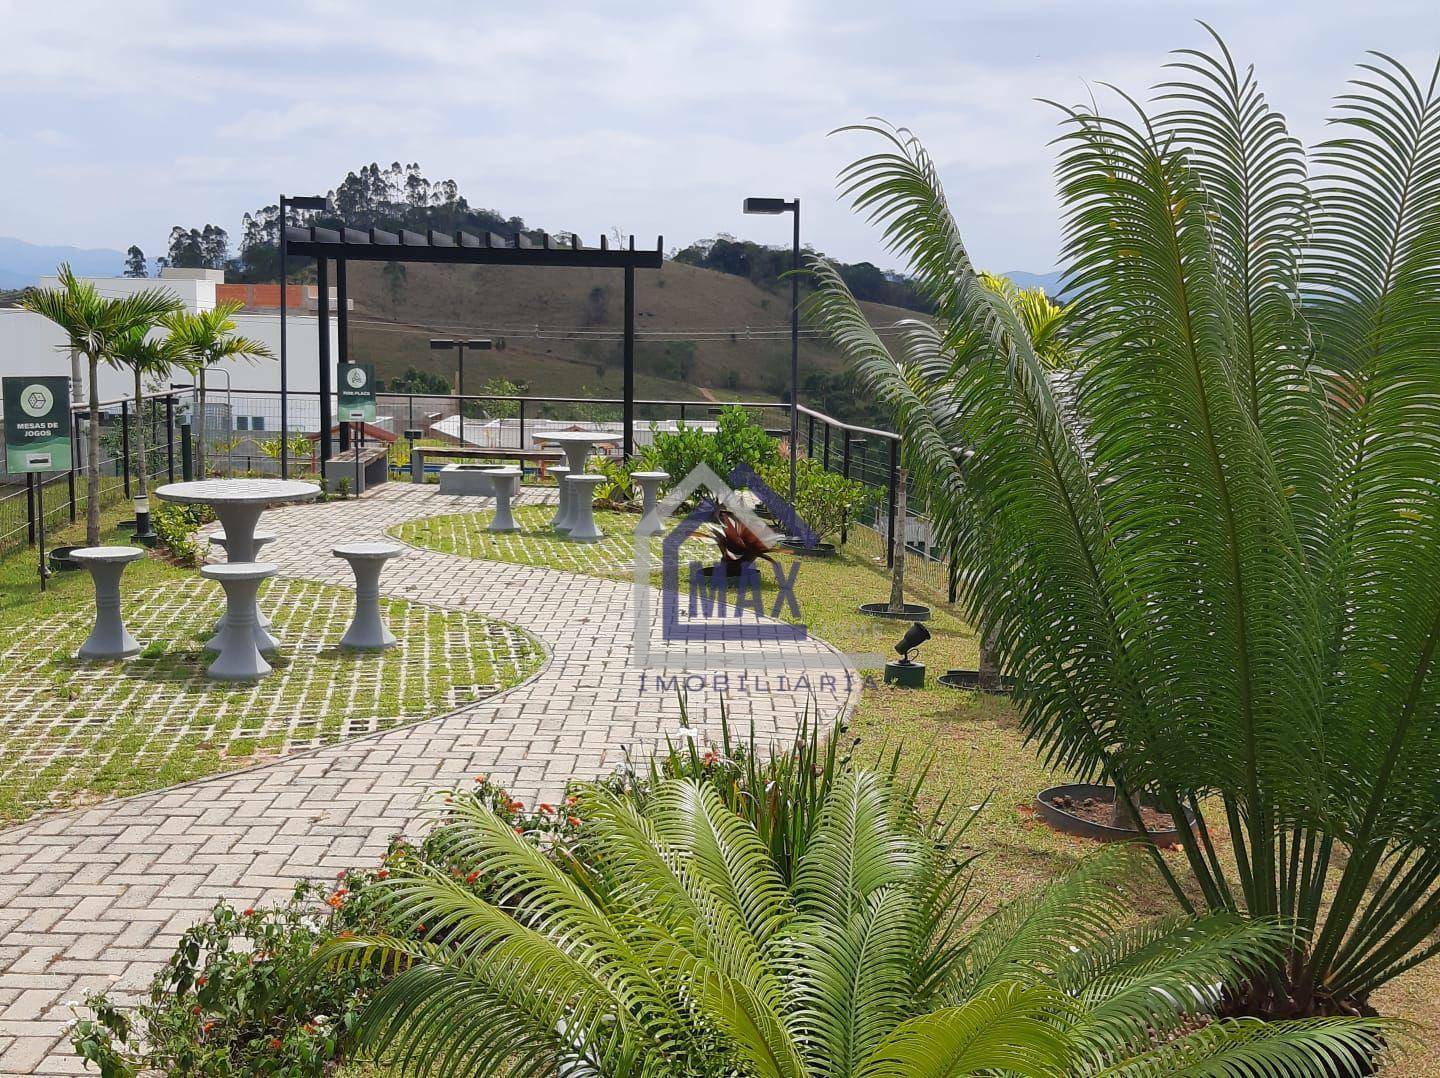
[2,0,1438,275]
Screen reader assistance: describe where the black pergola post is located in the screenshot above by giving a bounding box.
[337,257,350,453]
[623,263,635,459]
[285,225,662,467]
[317,257,333,464]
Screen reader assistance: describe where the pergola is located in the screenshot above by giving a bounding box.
[279,224,664,469]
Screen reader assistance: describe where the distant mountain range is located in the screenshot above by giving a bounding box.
[1000,269,1066,296]
[0,237,125,289]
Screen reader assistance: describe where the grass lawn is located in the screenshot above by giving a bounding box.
[393,503,1440,1072]
[0,511,545,824]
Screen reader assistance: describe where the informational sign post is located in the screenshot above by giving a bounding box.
[337,362,376,424]
[4,375,73,591]
[4,376,72,474]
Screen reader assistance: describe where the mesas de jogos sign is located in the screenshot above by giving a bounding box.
[3,376,72,473]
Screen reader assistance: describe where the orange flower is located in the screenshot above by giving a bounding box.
[242,908,255,917]
[567,815,582,827]
[269,1037,282,1050]
[508,799,525,813]
[474,774,487,784]
[465,870,481,884]
[415,922,426,932]
[539,802,554,814]
[376,868,389,880]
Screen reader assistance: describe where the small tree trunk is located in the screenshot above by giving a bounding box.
[195,368,208,478]
[86,354,101,546]
[69,349,84,405]
[977,628,1001,692]
[888,466,907,613]
[133,368,148,502]
[1109,781,1144,830]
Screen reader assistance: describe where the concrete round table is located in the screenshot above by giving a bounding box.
[158,480,317,651]
[155,480,320,561]
[536,431,618,478]
[548,465,573,531]
[631,470,670,536]
[71,546,146,660]
[565,474,609,542]
[333,542,405,650]
[484,468,521,532]
[200,562,278,681]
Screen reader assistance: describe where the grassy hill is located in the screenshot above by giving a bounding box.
[345,258,918,414]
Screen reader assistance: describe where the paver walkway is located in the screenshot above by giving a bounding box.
[0,484,859,1074]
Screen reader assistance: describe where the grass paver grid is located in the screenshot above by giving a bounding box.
[393,504,712,578]
[0,576,542,821]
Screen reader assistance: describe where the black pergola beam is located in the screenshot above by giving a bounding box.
[284,226,663,269]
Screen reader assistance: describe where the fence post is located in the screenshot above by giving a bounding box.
[67,420,77,524]
[823,423,831,471]
[948,540,959,604]
[679,403,686,425]
[518,399,526,449]
[886,438,898,569]
[121,399,131,499]
[841,433,853,545]
[26,473,36,546]
[807,413,815,457]
[181,422,194,482]
[165,395,176,483]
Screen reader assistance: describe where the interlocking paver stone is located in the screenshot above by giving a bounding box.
[0,483,857,1074]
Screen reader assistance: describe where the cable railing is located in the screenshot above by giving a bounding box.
[2,386,956,609]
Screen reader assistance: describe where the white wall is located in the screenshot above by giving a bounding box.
[0,276,339,432]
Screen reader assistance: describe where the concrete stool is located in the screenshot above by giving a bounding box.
[631,470,670,535]
[201,562,278,681]
[209,529,277,558]
[210,530,277,631]
[565,474,608,542]
[484,468,521,533]
[71,546,145,660]
[333,542,404,650]
[549,465,573,530]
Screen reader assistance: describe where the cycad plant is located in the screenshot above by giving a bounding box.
[164,301,273,478]
[325,765,1388,1075]
[20,265,182,544]
[807,29,1440,1017]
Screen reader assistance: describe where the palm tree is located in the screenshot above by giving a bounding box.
[20,265,182,545]
[164,302,273,478]
[324,770,1388,1076]
[111,325,185,532]
[806,31,1440,1017]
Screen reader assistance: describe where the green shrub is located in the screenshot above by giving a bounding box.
[763,456,872,542]
[151,503,212,568]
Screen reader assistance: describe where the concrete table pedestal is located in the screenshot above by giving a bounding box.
[565,474,609,542]
[549,466,573,530]
[201,562,279,680]
[484,469,521,532]
[71,547,145,661]
[332,542,405,650]
[631,470,669,535]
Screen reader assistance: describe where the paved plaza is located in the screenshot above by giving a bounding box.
[0,484,859,1074]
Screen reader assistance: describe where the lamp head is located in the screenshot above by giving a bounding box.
[894,622,930,664]
[744,197,792,215]
[287,195,328,211]
[429,338,456,350]
[468,339,494,350]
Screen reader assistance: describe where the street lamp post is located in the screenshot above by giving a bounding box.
[743,196,800,506]
[278,193,328,479]
[429,338,493,444]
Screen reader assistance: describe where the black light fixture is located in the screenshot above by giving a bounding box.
[278,193,329,479]
[743,194,800,508]
[885,622,931,688]
[430,338,493,442]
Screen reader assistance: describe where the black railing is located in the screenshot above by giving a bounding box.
[2,386,954,606]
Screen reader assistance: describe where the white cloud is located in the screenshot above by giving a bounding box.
[0,0,1437,273]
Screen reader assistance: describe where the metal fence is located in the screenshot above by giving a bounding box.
[1,386,957,610]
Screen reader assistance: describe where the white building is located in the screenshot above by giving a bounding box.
[0,268,340,434]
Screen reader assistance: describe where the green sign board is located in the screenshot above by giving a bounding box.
[4,376,72,474]
[337,362,376,423]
